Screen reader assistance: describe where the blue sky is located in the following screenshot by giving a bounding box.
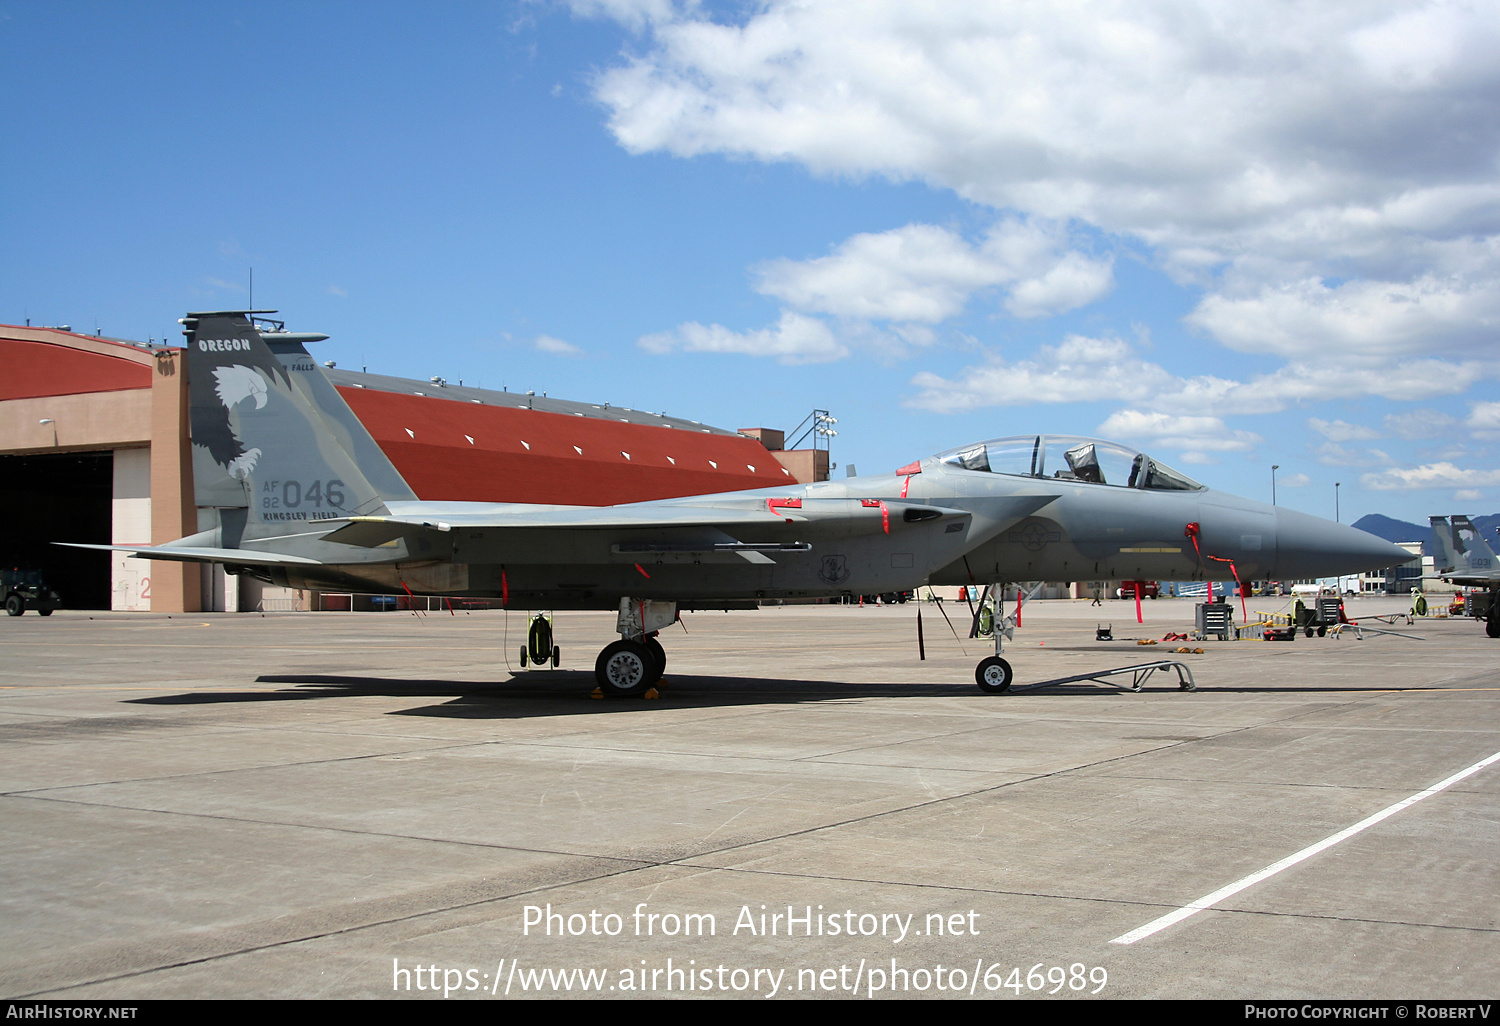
[5,1,1498,525]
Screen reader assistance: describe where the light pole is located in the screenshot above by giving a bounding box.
[1271,464,1279,506]
[1335,482,1341,523]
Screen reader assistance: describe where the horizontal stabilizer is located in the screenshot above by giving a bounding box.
[57,542,324,566]
[318,518,429,548]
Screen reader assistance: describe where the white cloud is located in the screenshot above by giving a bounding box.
[1313,442,1393,468]
[1455,489,1484,502]
[1383,409,1460,440]
[1258,360,1488,404]
[1185,275,1500,361]
[908,335,1187,411]
[639,310,849,364]
[1279,473,1312,488]
[907,335,1484,415]
[754,220,1112,323]
[1004,249,1115,319]
[1361,462,1500,490]
[589,1,1500,372]
[1308,418,1379,442]
[1467,401,1500,439]
[1097,410,1261,453]
[592,3,1500,250]
[535,334,583,356]
[755,224,994,324]
[566,0,689,32]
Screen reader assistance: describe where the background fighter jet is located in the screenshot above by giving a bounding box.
[71,311,1412,693]
[1428,515,1500,638]
[1429,515,1499,584]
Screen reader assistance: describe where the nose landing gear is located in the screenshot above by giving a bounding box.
[971,582,1018,693]
[975,655,1013,693]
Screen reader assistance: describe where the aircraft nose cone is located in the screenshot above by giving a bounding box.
[1273,508,1414,578]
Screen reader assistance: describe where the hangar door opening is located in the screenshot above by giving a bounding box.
[0,451,112,610]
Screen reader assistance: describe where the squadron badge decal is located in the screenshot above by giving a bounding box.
[817,554,851,585]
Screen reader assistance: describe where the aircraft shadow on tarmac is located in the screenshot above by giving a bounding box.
[127,673,983,718]
[118,670,1471,719]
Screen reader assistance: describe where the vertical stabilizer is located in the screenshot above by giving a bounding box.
[1429,516,1460,573]
[1453,515,1497,574]
[183,311,389,531]
[261,336,418,502]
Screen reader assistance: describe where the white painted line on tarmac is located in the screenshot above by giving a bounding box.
[1110,748,1500,945]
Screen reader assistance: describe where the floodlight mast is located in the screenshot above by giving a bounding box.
[786,409,836,451]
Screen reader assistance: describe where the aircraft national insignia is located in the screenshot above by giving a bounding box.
[1010,522,1062,552]
[817,554,850,584]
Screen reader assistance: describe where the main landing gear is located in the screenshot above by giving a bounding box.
[594,599,675,696]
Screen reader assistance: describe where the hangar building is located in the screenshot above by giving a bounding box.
[0,323,821,613]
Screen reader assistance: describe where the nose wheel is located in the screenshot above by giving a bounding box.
[975,656,1013,693]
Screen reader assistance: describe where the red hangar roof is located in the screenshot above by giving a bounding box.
[0,323,794,507]
[329,369,794,506]
[0,330,154,400]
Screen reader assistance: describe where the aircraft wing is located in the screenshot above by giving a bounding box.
[319,498,983,549]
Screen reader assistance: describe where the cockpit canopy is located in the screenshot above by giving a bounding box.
[935,435,1203,491]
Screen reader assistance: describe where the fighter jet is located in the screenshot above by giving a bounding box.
[1428,516,1500,637]
[1429,516,1498,583]
[70,311,1412,693]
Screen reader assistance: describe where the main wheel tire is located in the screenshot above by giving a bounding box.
[37,606,53,616]
[551,645,561,668]
[644,636,666,679]
[5,594,23,617]
[975,656,1013,693]
[1487,618,1500,639]
[595,640,655,696]
[519,646,528,668]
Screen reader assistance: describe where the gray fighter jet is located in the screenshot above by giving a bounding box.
[1429,516,1498,583]
[1428,516,1500,637]
[72,311,1411,693]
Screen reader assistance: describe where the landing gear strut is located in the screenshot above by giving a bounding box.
[593,599,675,696]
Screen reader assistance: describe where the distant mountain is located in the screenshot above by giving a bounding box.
[1352,514,1426,544]
[1352,512,1500,556]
